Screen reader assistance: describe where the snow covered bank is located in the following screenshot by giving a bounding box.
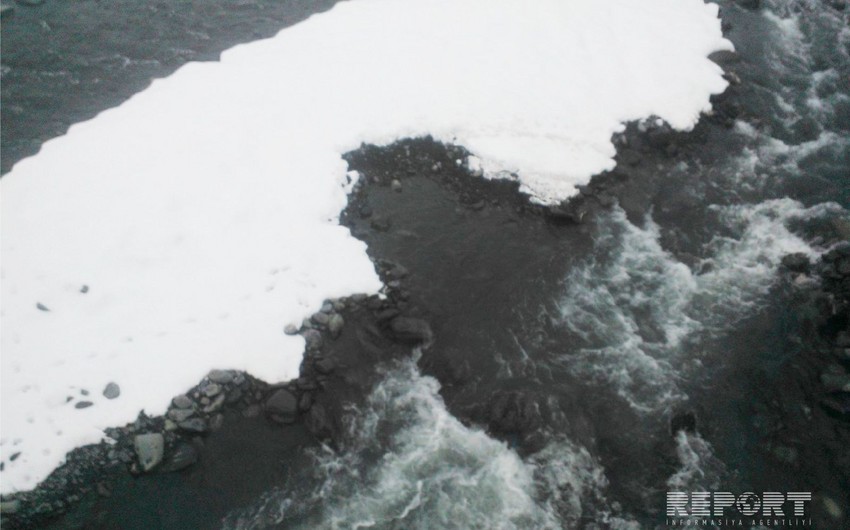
[1,0,730,492]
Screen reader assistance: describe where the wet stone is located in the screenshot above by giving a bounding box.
[202,383,222,397]
[265,388,298,423]
[388,316,433,346]
[312,312,330,326]
[284,324,299,335]
[315,358,336,375]
[167,408,195,422]
[328,313,344,338]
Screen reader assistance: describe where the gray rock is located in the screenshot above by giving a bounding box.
[172,395,193,409]
[265,389,298,423]
[36,302,50,312]
[75,401,93,409]
[312,312,330,326]
[388,316,433,346]
[133,433,164,472]
[298,392,314,412]
[167,408,195,422]
[102,382,121,400]
[391,179,402,192]
[160,442,198,473]
[210,414,224,431]
[242,404,261,418]
[284,324,299,335]
[302,329,323,350]
[328,314,345,338]
[202,383,222,397]
[207,370,234,384]
[178,418,208,433]
[321,302,334,313]
[203,393,226,414]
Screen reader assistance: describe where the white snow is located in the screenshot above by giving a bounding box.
[1,0,730,492]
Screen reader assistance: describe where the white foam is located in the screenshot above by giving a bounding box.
[224,357,628,529]
[1,0,731,491]
[557,200,841,410]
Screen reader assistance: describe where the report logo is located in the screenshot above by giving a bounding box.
[666,491,812,527]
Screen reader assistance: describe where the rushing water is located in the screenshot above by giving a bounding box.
[3,0,849,528]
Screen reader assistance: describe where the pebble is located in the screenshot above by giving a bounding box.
[75,401,93,409]
[36,302,49,312]
[207,370,233,384]
[312,312,330,326]
[133,433,164,472]
[168,408,195,422]
[172,395,193,409]
[178,418,208,433]
[391,179,402,192]
[1,499,21,514]
[315,358,336,375]
[160,443,198,473]
[328,314,345,338]
[202,383,222,397]
[102,382,121,400]
[284,324,299,335]
[203,393,226,414]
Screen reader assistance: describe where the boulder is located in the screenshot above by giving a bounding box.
[388,316,433,346]
[265,389,298,423]
[133,433,164,472]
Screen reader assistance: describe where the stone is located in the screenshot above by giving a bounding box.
[284,324,299,335]
[303,329,323,350]
[265,389,298,423]
[167,408,195,422]
[391,179,402,192]
[838,257,850,276]
[737,0,761,11]
[75,401,93,409]
[321,302,334,313]
[80,284,89,294]
[36,302,49,312]
[102,382,121,400]
[388,316,433,346]
[133,433,164,472]
[202,383,222,397]
[821,394,850,416]
[207,369,234,384]
[305,403,334,440]
[178,418,208,433]
[298,392,314,412]
[203,394,226,414]
[370,216,391,232]
[159,443,198,473]
[837,331,850,348]
[172,395,193,409]
[210,414,225,431]
[328,314,345,338]
[312,312,330,326]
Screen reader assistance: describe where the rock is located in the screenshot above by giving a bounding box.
[160,443,198,473]
[178,418,208,433]
[298,392,314,412]
[304,403,334,440]
[242,404,261,418]
[207,370,234,384]
[358,204,373,218]
[265,389,298,423]
[36,302,49,312]
[315,358,336,375]
[836,331,850,348]
[321,302,334,313]
[328,314,345,338]
[487,391,540,433]
[302,329,323,350]
[312,312,330,326]
[0,5,14,19]
[284,324,299,335]
[202,383,222,397]
[781,253,810,273]
[203,393,226,413]
[391,179,402,192]
[838,257,850,276]
[102,382,121,400]
[388,316,433,346]
[133,433,164,472]
[370,216,391,232]
[225,387,243,404]
[75,401,93,409]
[820,372,850,393]
[823,496,843,519]
[546,200,589,224]
[172,395,193,409]
[210,414,224,431]
[1,499,21,514]
[167,408,195,422]
[96,483,112,497]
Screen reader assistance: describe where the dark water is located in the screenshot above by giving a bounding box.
[2,0,849,528]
